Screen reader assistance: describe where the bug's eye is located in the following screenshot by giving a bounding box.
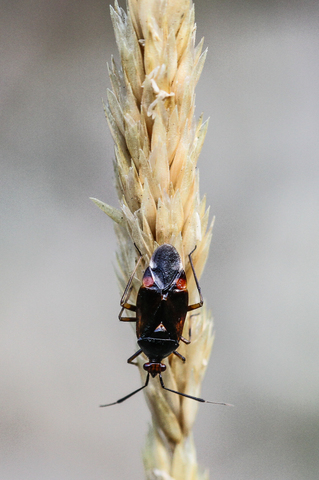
[143,271,154,287]
[175,277,187,290]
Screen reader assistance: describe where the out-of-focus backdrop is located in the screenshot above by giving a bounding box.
[1,0,319,479]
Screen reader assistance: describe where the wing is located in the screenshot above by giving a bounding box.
[164,289,188,340]
[136,286,162,339]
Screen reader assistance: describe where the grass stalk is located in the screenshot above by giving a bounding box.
[92,1,215,478]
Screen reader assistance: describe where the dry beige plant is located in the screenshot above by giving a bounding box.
[91,1,217,478]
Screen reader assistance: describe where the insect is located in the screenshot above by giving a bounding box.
[101,243,229,407]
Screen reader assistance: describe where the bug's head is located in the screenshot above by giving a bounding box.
[143,362,166,378]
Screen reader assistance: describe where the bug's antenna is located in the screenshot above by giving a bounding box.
[159,374,232,406]
[100,373,150,407]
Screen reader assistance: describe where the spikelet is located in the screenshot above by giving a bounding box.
[91,1,215,478]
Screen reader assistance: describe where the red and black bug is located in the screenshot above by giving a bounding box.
[101,244,229,407]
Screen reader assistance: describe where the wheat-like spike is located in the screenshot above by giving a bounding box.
[92,1,216,478]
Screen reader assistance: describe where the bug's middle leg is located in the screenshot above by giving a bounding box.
[180,316,192,344]
[180,312,198,344]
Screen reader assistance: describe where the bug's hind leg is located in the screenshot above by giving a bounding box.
[119,290,137,322]
[127,348,143,366]
[119,245,143,320]
[187,246,203,312]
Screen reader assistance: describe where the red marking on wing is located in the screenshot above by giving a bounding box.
[175,277,187,290]
[143,274,154,287]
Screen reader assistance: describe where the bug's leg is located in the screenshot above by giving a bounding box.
[119,315,137,322]
[100,373,150,407]
[180,314,192,344]
[173,350,186,362]
[180,312,199,344]
[127,348,143,366]
[118,245,143,319]
[187,246,203,312]
[119,289,137,321]
[119,294,137,322]
[180,336,190,345]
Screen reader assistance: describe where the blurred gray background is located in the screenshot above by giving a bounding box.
[1,0,319,479]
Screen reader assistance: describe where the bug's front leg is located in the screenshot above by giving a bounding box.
[127,348,143,366]
[173,350,186,362]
